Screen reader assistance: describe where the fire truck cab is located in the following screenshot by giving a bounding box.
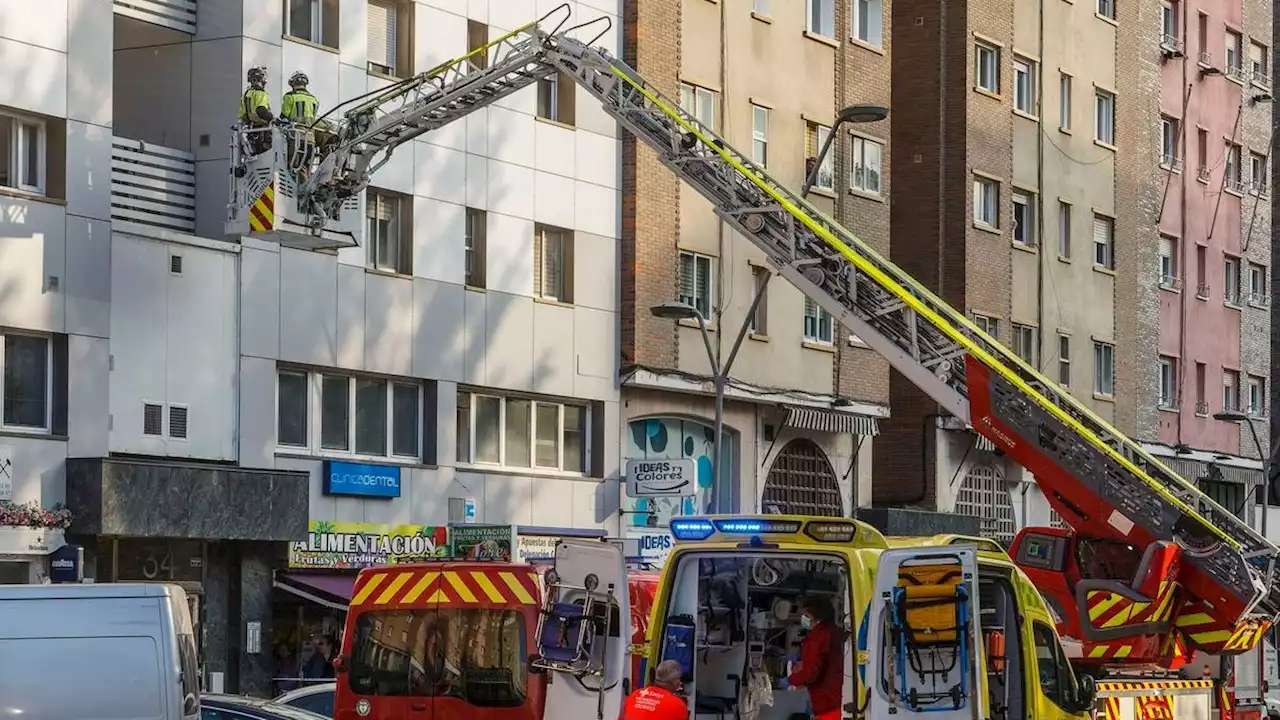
[333,560,545,720]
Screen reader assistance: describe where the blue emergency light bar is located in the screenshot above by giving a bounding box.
[669,517,810,541]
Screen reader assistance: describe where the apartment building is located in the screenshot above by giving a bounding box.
[884,0,1270,542]
[620,0,891,541]
[1150,0,1273,503]
[0,0,621,694]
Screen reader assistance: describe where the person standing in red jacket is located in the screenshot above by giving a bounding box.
[620,660,689,720]
[787,596,847,720]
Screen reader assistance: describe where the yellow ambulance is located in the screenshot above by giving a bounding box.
[639,515,1096,720]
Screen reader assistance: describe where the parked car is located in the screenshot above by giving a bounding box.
[274,682,335,717]
[200,694,329,720]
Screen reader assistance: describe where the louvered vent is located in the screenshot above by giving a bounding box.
[143,403,163,436]
[169,405,188,439]
[170,254,183,274]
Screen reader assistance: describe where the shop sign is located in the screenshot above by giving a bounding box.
[625,528,674,566]
[289,521,448,569]
[451,524,515,561]
[0,446,12,501]
[625,458,696,498]
[49,544,83,583]
[322,460,401,499]
[516,535,562,563]
[0,526,65,555]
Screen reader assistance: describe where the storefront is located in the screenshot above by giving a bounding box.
[65,456,310,697]
[271,520,450,693]
[0,525,67,584]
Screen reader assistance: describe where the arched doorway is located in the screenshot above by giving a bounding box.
[762,439,842,516]
[954,464,1016,545]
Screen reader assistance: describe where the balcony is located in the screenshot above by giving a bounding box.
[113,0,196,34]
[110,137,197,235]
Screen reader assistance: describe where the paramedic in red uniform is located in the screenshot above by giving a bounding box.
[788,595,846,720]
[620,660,688,720]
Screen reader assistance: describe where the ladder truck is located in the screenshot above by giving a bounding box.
[226,5,1280,716]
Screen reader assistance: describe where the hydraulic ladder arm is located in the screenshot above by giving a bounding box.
[284,5,1279,630]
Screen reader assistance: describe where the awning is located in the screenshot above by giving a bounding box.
[274,572,355,612]
[974,435,997,452]
[782,405,880,436]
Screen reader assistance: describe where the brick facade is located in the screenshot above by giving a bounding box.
[834,0,893,405]
[877,0,976,505]
[1114,0,1166,440]
[621,0,681,371]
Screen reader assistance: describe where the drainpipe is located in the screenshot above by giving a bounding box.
[1035,0,1046,363]
[913,413,945,504]
[1177,10,1192,444]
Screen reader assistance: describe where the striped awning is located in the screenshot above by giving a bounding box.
[782,405,880,436]
[974,434,997,452]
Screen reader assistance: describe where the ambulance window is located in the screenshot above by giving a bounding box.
[1032,623,1068,708]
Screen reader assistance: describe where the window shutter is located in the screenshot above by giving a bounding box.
[1159,235,1173,257]
[367,1,396,71]
[533,229,544,295]
[1092,216,1110,245]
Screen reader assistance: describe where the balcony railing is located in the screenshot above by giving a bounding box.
[113,0,196,34]
[111,137,196,235]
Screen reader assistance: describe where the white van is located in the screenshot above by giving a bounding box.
[0,583,201,720]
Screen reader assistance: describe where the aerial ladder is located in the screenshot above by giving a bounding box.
[226,4,1280,651]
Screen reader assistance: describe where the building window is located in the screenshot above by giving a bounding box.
[466,20,488,70]
[1013,324,1038,365]
[534,224,574,303]
[1196,244,1208,297]
[1092,214,1114,270]
[806,122,834,191]
[1057,334,1071,387]
[1,333,50,431]
[680,82,717,129]
[678,251,715,319]
[1059,73,1072,131]
[458,392,588,473]
[0,112,46,195]
[1224,255,1241,304]
[1093,341,1115,397]
[285,0,339,49]
[1226,30,1243,73]
[973,175,999,228]
[465,207,486,288]
[366,188,411,274]
[852,0,883,46]
[974,314,1000,339]
[1247,262,1267,304]
[1159,235,1179,288]
[751,104,769,166]
[366,0,412,78]
[1097,0,1115,20]
[1195,362,1207,413]
[850,135,884,195]
[975,43,1000,93]
[1013,58,1037,115]
[1160,116,1179,167]
[803,298,834,344]
[1161,0,1178,43]
[1159,356,1178,408]
[1094,89,1115,145]
[1250,42,1270,85]
[277,369,424,459]
[1248,375,1266,416]
[1057,201,1071,258]
[1225,142,1242,189]
[750,265,769,335]
[1197,128,1209,177]
[537,72,576,126]
[1249,152,1268,194]
[1223,369,1241,412]
[1012,190,1036,246]
[806,0,835,37]
[955,465,1016,544]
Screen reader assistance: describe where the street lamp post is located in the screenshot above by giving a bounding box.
[801,103,890,197]
[1214,409,1273,692]
[651,292,770,509]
